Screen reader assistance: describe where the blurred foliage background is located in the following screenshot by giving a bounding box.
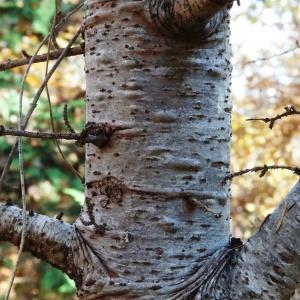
[0,0,299,299]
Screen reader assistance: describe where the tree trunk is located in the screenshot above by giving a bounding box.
[1,1,300,299]
[77,0,232,298]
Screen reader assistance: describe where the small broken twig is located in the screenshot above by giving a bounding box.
[225,165,300,181]
[246,106,300,129]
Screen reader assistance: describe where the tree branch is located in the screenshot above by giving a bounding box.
[0,27,82,193]
[0,202,76,278]
[246,106,300,129]
[0,47,84,72]
[0,1,84,193]
[148,0,234,35]
[0,123,113,148]
[230,180,300,299]
[226,165,300,181]
[245,40,299,65]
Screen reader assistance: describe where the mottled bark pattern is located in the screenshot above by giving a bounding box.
[1,1,299,299]
[77,0,232,298]
[230,181,300,300]
[0,203,76,278]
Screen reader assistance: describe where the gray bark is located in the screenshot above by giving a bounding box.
[0,202,76,278]
[1,0,300,299]
[230,181,300,300]
[77,0,232,298]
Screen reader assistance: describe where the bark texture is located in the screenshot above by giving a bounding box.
[0,202,76,277]
[148,0,233,35]
[76,0,232,298]
[230,180,300,300]
[1,0,300,299]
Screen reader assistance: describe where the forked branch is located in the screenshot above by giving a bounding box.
[246,106,300,129]
[226,165,300,181]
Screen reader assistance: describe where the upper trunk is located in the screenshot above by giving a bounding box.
[75,0,232,298]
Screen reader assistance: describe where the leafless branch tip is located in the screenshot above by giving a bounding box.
[246,105,300,129]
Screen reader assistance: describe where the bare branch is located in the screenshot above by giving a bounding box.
[0,1,84,193]
[0,202,76,278]
[45,9,83,182]
[0,47,83,72]
[226,165,300,181]
[0,123,113,148]
[246,106,300,129]
[245,40,299,65]
[0,27,82,192]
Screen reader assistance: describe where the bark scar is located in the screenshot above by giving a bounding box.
[87,176,124,208]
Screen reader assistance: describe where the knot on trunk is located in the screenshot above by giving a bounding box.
[148,0,230,39]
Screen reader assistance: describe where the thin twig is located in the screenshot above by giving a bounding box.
[0,125,111,147]
[0,37,48,193]
[246,106,300,129]
[3,8,83,296]
[51,0,61,49]
[0,2,83,193]
[0,126,80,140]
[225,165,300,181]
[45,4,82,181]
[63,104,76,133]
[0,1,83,72]
[0,47,83,72]
[0,28,82,193]
[4,163,26,300]
[246,40,299,65]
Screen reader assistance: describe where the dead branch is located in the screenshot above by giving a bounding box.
[0,47,83,72]
[246,106,300,129]
[44,11,83,182]
[225,165,300,181]
[245,40,299,65]
[0,124,111,148]
[0,27,82,193]
[0,2,84,193]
